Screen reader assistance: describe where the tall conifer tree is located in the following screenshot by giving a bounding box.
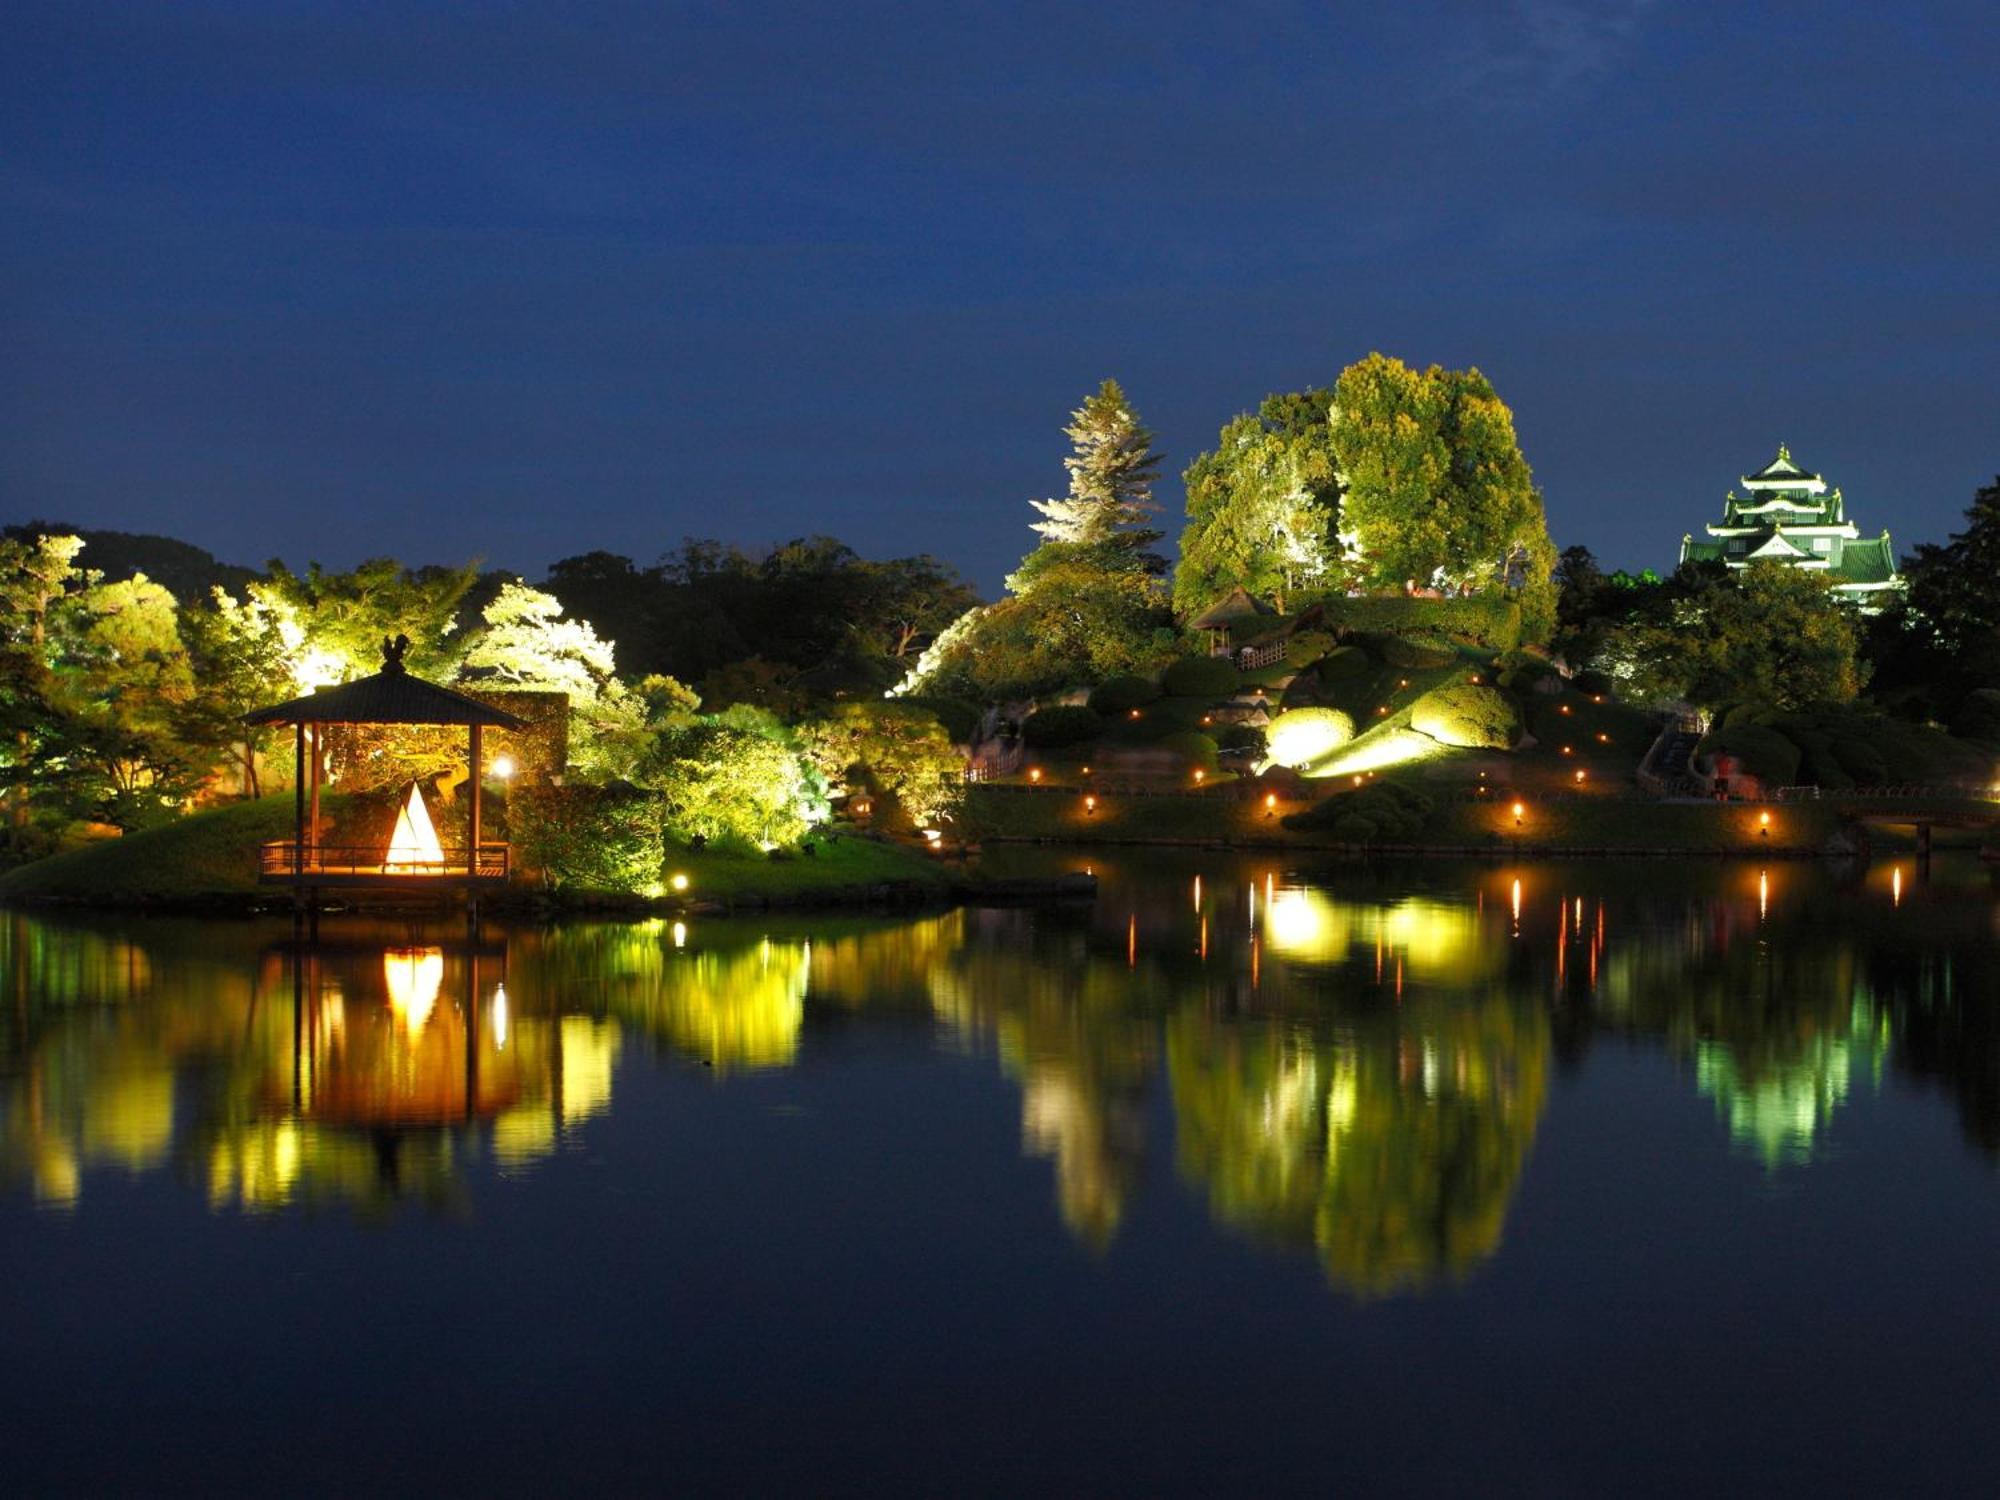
[1028,379,1163,555]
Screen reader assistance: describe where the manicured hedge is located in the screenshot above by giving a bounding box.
[1160,655,1239,697]
[1158,730,1221,771]
[1087,675,1164,714]
[1410,683,1521,749]
[1265,707,1357,768]
[1310,594,1524,648]
[1285,630,1336,669]
[1283,781,1436,841]
[1319,645,1371,680]
[1022,705,1104,748]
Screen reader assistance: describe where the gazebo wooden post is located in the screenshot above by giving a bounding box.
[468,722,483,879]
[307,723,322,869]
[293,721,305,878]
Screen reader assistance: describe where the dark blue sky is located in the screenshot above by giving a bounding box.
[3,1,1994,595]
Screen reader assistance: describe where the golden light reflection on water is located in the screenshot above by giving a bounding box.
[0,854,1980,1277]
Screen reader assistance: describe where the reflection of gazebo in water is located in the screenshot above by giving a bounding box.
[244,635,525,888]
[278,936,519,1128]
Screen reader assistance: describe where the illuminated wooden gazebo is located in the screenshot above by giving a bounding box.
[244,635,526,888]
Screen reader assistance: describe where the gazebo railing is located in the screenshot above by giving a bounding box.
[260,841,510,880]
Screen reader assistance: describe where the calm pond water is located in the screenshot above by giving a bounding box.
[5,850,2000,1494]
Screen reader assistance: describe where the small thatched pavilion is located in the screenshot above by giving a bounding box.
[1187,586,1274,657]
[244,636,526,888]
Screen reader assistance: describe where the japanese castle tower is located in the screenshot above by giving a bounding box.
[1680,446,1902,606]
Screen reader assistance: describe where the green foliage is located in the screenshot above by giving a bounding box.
[1310,594,1522,648]
[903,695,981,744]
[1021,705,1104,748]
[1329,354,1558,638]
[1600,563,1865,712]
[511,783,665,893]
[1160,655,1239,697]
[1087,675,1163,714]
[1214,723,1265,753]
[1283,780,1436,839]
[1493,647,1558,691]
[1280,672,1327,708]
[1708,703,1988,788]
[1174,389,1342,615]
[798,701,965,828]
[1157,730,1220,771]
[0,793,347,901]
[1377,634,1458,670]
[1265,707,1357,767]
[1319,645,1371,680]
[1895,477,2000,697]
[1284,630,1336,669]
[1410,683,1521,749]
[898,545,1174,704]
[638,721,815,849]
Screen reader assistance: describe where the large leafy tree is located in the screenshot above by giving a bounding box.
[1599,562,1865,711]
[1329,354,1558,637]
[258,557,481,682]
[1028,379,1164,558]
[1881,477,2000,704]
[1175,388,1343,615]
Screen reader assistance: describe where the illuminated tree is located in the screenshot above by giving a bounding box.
[1599,561,1864,711]
[1175,390,1343,615]
[640,721,814,849]
[1029,379,1164,555]
[1330,354,1557,637]
[798,702,965,828]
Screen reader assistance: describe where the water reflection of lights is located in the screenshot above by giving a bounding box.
[492,984,509,1049]
[1192,875,1202,912]
[672,921,687,949]
[383,948,444,1031]
[1759,869,1769,921]
[1266,889,1326,950]
[1510,878,1522,934]
[1892,867,1903,908]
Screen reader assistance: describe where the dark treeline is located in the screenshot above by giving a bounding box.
[545,536,976,710]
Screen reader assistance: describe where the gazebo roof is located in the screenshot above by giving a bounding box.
[1187,586,1274,631]
[243,636,526,728]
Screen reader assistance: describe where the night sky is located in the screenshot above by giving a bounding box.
[3,2,1995,595]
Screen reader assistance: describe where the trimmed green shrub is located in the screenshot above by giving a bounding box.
[1215,723,1265,752]
[1283,780,1435,841]
[1161,655,1239,697]
[1319,645,1371,680]
[1311,594,1523,648]
[1410,684,1521,749]
[1281,671,1327,708]
[1494,647,1559,691]
[1158,730,1220,771]
[1380,635,1458,670]
[513,783,665,893]
[1265,707,1357,768]
[1087,675,1163,714]
[1285,630,1336,669]
[1022,705,1103,748]
[1696,723,1801,785]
